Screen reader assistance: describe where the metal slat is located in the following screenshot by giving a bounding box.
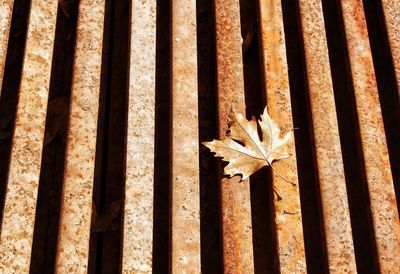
[298,0,357,272]
[0,0,13,96]
[170,0,200,272]
[55,0,105,272]
[122,0,156,272]
[214,0,255,272]
[381,0,400,93]
[0,0,58,272]
[340,0,400,271]
[258,0,306,272]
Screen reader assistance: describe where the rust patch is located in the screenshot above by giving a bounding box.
[259,0,306,272]
[381,0,400,96]
[122,0,156,273]
[340,0,400,271]
[0,0,13,97]
[55,0,105,272]
[215,0,255,273]
[170,0,201,272]
[298,0,357,272]
[0,0,58,272]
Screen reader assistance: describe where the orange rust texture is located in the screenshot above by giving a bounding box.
[55,0,105,272]
[170,0,201,272]
[298,0,357,272]
[258,0,306,272]
[340,0,400,271]
[0,0,13,97]
[122,0,156,273]
[381,0,400,94]
[0,0,58,272]
[215,0,255,273]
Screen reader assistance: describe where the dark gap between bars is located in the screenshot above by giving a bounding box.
[88,1,113,274]
[0,0,31,230]
[89,0,129,272]
[88,0,112,270]
[30,1,79,273]
[239,0,278,272]
[196,0,222,272]
[363,0,400,218]
[152,0,171,272]
[281,1,330,273]
[322,1,380,273]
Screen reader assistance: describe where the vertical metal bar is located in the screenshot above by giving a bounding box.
[340,0,400,271]
[214,0,255,273]
[122,0,156,272]
[0,0,58,272]
[298,0,357,272]
[258,0,306,272]
[170,0,200,272]
[381,0,400,94]
[0,0,13,96]
[55,0,105,272]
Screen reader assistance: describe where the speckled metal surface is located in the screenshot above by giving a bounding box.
[55,0,105,272]
[0,0,58,272]
[171,0,201,272]
[381,0,400,94]
[340,0,400,271]
[122,0,156,273]
[298,0,357,272]
[259,0,306,272]
[0,0,13,97]
[214,0,255,273]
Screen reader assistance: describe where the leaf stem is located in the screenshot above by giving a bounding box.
[268,162,296,186]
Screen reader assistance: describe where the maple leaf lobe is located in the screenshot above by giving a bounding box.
[202,106,293,181]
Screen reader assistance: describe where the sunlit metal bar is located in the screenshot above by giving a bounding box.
[340,0,400,271]
[0,0,13,97]
[121,0,156,272]
[170,0,201,272]
[0,0,58,272]
[381,0,400,94]
[55,0,105,272]
[258,0,306,272]
[298,0,357,272]
[214,0,255,272]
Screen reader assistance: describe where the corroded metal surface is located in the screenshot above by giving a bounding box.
[214,0,254,273]
[298,0,357,272]
[0,0,13,97]
[381,0,400,93]
[0,0,58,272]
[170,0,200,272]
[55,0,105,272]
[122,0,156,273]
[259,0,306,272]
[340,0,400,271]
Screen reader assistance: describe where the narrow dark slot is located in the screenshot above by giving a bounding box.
[152,0,171,272]
[0,0,32,227]
[88,0,129,273]
[88,0,112,271]
[363,0,400,216]
[281,1,329,273]
[29,2,79,273]
[239,0,277,273]
[196,0,222,273]
[322,1,380,273]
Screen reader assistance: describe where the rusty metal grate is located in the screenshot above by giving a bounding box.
[0,0,400,273]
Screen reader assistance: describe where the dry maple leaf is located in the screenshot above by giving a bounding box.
[202,106,293,183]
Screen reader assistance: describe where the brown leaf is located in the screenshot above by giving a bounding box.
[202,106,292,181]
